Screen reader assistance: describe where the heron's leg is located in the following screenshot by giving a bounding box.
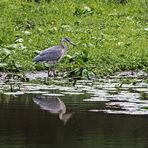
[47,65,55,77]
[48,66,51,77]
[53,64,56,77]
[47,64,56,77]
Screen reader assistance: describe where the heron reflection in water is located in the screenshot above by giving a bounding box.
[33,95,73,124]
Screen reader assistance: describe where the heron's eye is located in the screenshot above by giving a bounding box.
[65,38,70,42]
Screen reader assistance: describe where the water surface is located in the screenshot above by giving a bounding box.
[0,71,148,148]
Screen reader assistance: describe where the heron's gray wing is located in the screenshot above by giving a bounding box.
[33,96,62,113]
[39,46,61,56]
[33,46,63,62]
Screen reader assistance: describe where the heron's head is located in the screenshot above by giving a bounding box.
[62,37,75,46]
[59,112,74,125]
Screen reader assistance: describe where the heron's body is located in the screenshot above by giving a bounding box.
[33,37,75,77]
[33,45,68,64]
[33,96,65,114]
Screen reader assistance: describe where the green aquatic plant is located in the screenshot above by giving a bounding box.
[143,106,148,110]
[62,50,96,79]
[140,92,148,100]
[0,35,27,71]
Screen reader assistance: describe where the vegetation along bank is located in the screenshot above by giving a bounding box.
[0,0,148,79]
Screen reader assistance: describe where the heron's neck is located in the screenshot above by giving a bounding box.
[59,112,64,120]
[61,40,68,49]
[59,100,66,120]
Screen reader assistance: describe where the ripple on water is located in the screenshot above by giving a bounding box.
[83,97,109,102]
[62,92,84,95]
[43,93,64,96]
[4,91,24,96]
[97,109,148,115]
[1,71,148,116]
[106,91,141,101]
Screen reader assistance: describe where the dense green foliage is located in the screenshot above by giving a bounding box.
[0,0,148,78]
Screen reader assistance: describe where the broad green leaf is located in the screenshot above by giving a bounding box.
[0,63,7,68]
[2,48,11,55]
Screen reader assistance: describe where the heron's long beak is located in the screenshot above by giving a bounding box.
[70,41,76,46]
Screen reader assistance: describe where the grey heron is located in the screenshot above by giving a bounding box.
[33,95,73,124]
[33,37,75,77]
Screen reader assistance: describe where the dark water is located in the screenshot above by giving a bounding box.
[0,92,148,148]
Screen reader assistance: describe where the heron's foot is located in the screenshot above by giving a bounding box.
[48,71,54,77]
[48,70,58,77]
